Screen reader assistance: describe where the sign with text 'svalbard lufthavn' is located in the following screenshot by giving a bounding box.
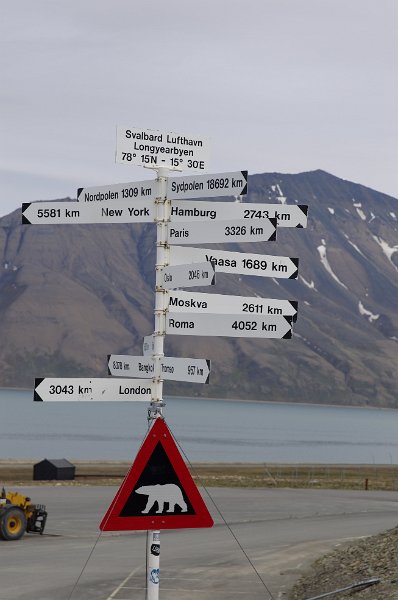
[170,200,308,228]
[116,127,209,171]
[77,180,157,203]
[167,171,248,199]
[169,246,298,279]
[167,219,276,245]
[33,378,152,402]
[22,200,155,225]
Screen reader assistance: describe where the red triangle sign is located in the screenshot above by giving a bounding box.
[100,418,214,531]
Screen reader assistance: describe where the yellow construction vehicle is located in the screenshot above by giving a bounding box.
[0,488,47,540]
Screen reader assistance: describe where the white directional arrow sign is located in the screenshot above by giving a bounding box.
[169,246,298,279]
[167,171,248,199]
[116,126,210,171]
[166,314,292,339]
[167,290,298,321]
[167,219,276,245]
[33,378,152,402]
[108,355,211,384]
[22,200,155,225]
[158,261,215,289]
[143,335,155,356]
[170,200,308,228]
[77,180,157,203]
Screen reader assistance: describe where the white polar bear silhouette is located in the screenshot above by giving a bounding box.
[135,484,188,514]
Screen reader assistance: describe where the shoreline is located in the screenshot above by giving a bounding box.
[2,387,398,412]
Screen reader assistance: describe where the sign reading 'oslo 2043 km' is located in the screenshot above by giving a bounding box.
[116,127,210,171]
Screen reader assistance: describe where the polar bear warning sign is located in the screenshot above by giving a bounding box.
[100,418,213,531]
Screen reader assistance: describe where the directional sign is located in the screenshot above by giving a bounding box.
[166,314,292,339]
[108,355,211,384]
[167,290,298,321]
[158,262,215,290]
[22,200,154,225]
[143,335,155,356]
[167,171,248,199]
[33,378,152,402]
[100,418,214,531]
[116,126,210,172]
[170,200,308,228]
[169,246,299,279]
[77,180,157,203]
[167,219,276,245]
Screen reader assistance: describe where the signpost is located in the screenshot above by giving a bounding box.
[23,125,307,600]
[22,199,155,225]
[77,180,157,203]
[108,355,211,384]
[167,290,298,321]
[167,171,248,199]
[167,218,276,245]
[33,377,152,402]
[170,199,308,228]
[157,261,215,290]
[166,313,292,339]
[116,126,210,171]
[169,245,299,278]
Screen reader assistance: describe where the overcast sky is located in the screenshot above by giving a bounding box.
[1,0,397,216]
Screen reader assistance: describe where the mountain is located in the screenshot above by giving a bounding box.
[1,170,398,407]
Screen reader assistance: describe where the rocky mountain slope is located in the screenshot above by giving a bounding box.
[1,170,398,406]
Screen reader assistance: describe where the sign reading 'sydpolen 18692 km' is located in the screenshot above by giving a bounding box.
[116,127,210,171]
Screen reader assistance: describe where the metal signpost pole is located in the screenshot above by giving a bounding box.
[146,166,169,600]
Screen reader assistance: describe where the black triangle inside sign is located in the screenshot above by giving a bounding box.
[100,418,213,531]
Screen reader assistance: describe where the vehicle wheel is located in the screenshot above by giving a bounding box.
[0,506,27,540]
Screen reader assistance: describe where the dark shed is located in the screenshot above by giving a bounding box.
[33,459,75,481]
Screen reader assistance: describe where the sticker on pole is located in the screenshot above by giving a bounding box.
[100,418,213,531]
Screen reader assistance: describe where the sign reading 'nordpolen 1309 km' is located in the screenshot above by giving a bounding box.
[167,219,276,245]
[167,171,248,199]
[116,127,210,171]
[33,378,152,402]
[22,200,155,225]
[166,314,292,339]
[77,180,157,203]
[169,246,299,279]
[170,200,308,228]
[167,290,298,321]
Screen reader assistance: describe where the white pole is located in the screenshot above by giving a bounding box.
[146,166,169,600]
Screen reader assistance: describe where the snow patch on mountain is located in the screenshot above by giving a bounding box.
[343,233,365,257]
[328,207,335,215]
[317,240,347,289]
[299,275,317,291]
[358,301,379,322]
[372,235,398,270]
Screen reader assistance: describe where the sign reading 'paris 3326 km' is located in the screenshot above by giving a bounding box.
[116,126,210,171]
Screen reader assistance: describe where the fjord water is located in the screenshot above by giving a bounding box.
[1,388,398,463]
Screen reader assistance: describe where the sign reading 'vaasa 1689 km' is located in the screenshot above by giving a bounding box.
[116,126,209,171]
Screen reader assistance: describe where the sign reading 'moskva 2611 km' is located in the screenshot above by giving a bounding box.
[167,290,298,321]
[116,126,210,171]
[22,200,155,225]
